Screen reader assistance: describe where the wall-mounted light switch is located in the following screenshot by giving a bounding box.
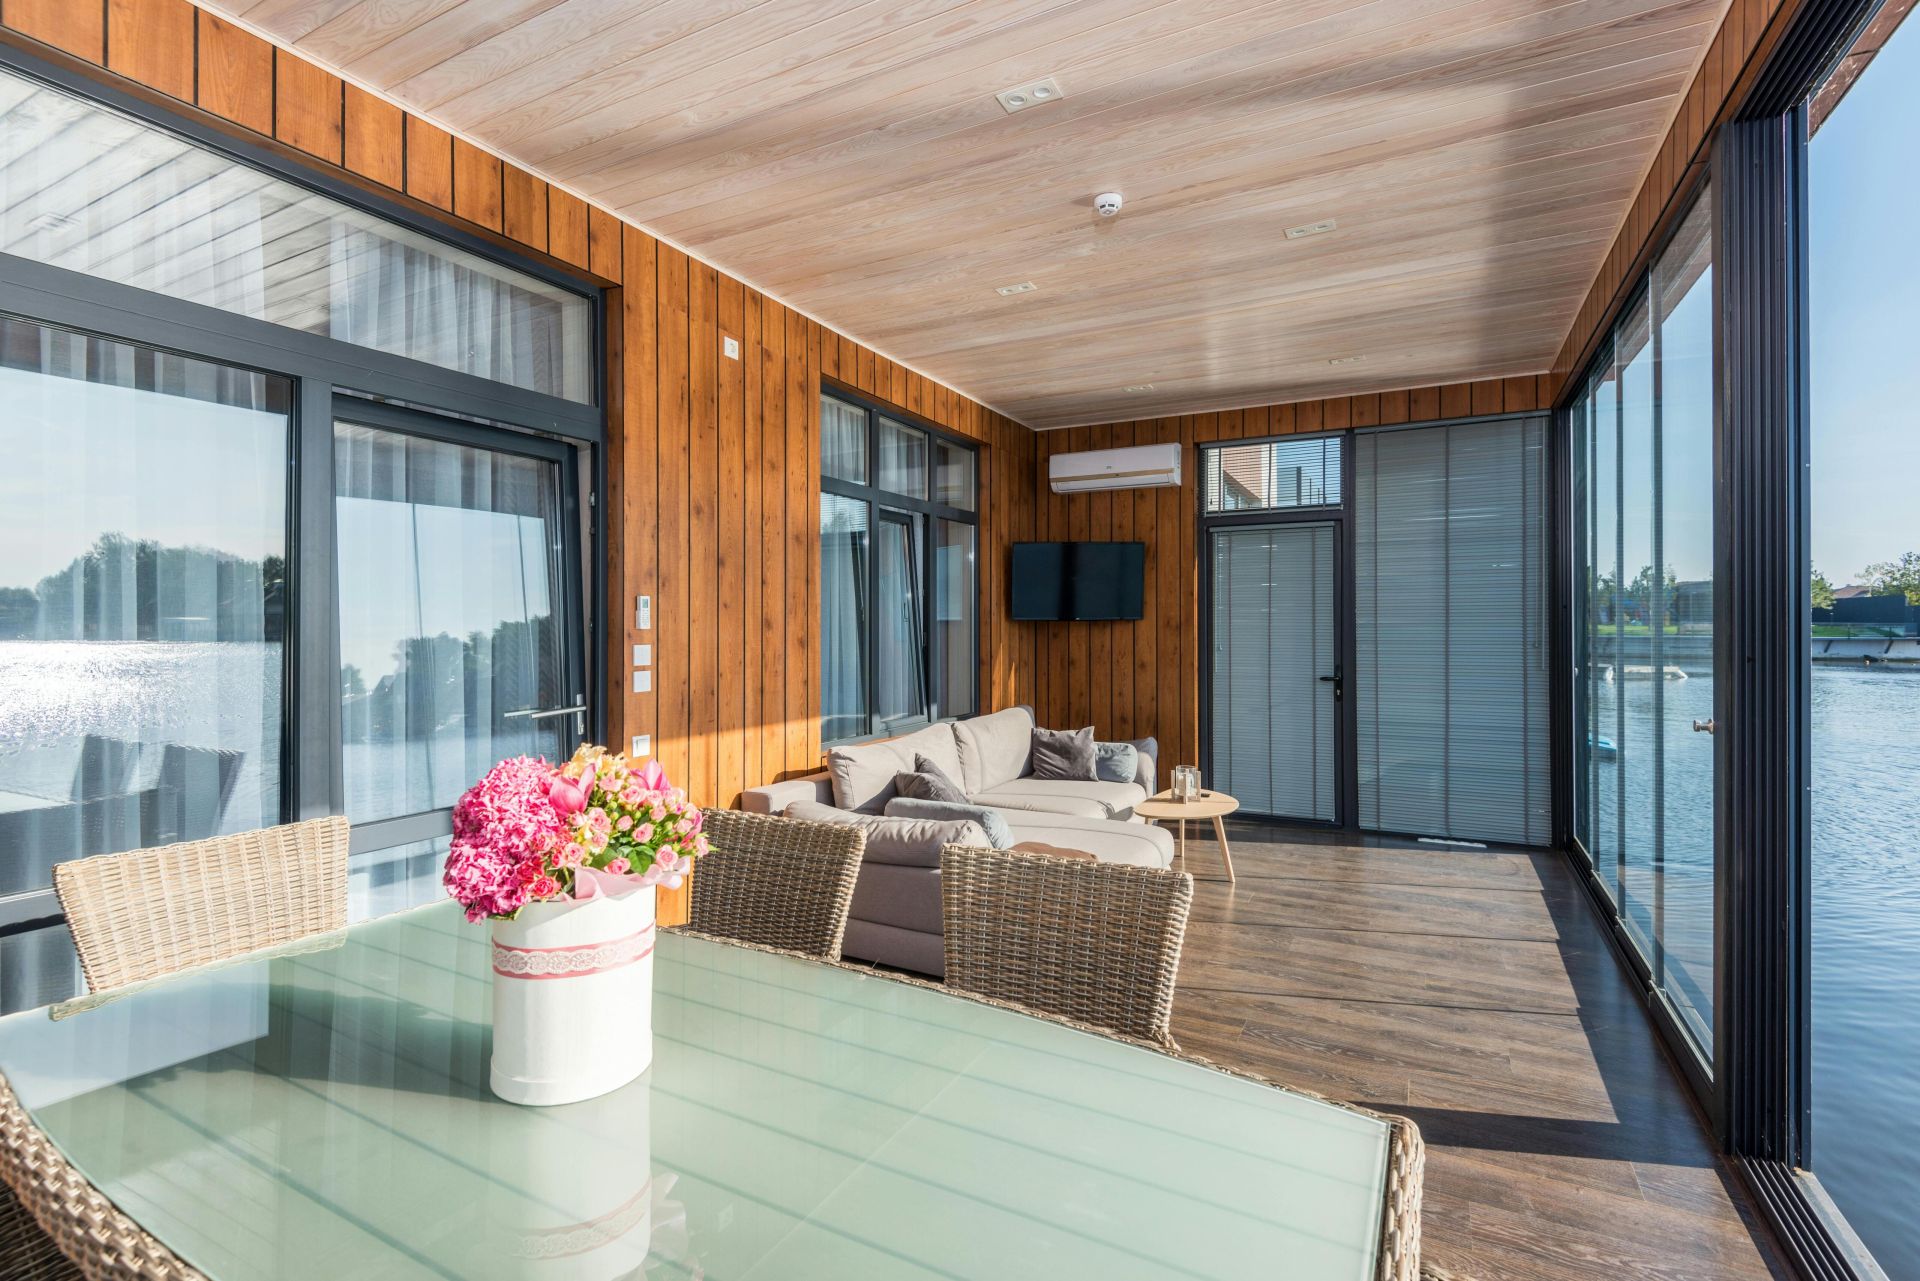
[630,735,651,758]
[722,335,741,360]
[632,670,651,693]
[632,643,652,666]
[635,595,651,630]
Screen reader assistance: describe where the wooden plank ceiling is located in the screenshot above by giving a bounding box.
[204,0,1728,429]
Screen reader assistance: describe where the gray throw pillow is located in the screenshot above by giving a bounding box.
[1092,741,1139,784]
[1030,725,1097,781]
[894,755,969,804]
[884,797,1013,849]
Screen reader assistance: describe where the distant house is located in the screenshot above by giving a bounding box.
[1833,584,1872,599]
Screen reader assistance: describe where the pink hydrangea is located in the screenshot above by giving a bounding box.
[443,756,569,922]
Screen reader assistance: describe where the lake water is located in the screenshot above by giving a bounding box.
[1592,661,1920,1277]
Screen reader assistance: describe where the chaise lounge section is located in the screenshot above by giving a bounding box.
[741,706,1175,975]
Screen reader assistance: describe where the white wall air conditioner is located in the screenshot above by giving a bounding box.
[1048,442,1182,493]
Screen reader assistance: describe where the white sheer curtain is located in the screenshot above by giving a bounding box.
[0,68,591,403]
[820,495,869,742]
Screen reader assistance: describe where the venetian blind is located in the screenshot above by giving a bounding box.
[1354,418,1551,845]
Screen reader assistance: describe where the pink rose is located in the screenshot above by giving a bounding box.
[616,815,633,832]
[607,857,630,875]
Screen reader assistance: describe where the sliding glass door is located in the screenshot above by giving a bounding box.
[333,406,585,916]
[1571,195,1718,1058]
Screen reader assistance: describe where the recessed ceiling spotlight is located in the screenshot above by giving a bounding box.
[1124,384,1155,393]
[1328,356,1364,365]
[1285,217,1338,240]
[995,281,1037,296]
[996,76,1064,114]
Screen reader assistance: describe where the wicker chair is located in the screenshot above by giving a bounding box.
[939,845,1194,1048]
[684,811,865,959]
[0,1071,205,1281]
[52,815,349,997]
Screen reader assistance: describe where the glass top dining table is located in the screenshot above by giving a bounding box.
[0,902,1394,1281]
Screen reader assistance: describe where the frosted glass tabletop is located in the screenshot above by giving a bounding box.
[0,903,1391,1281]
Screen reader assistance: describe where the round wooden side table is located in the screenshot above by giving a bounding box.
[1134,790,1239,882]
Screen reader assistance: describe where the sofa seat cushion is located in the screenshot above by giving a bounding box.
[967,777,1148,821]
[952,706,1035,793]
[999,812,1175,869]
[825,722,964,813]
[784,800,984,868]
[849,862,943,935]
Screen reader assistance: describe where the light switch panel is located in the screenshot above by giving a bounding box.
[722,335,741,360]
[630,735,651,758]
[632,670,651,693]
[632,643,652,666]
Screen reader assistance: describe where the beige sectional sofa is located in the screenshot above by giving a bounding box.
[740,705,1175,975]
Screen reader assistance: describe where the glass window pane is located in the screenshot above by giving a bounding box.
[334,423,575,822]
[1204,437,1342,512]
[820,495,869,743]
[877,418,928,498]
[0,69,592,403]
[821,394,867,483]
[0,316,288,900]
[1650,196,1716,1047]
[874,512,928,733]
[1574,192,1717,1060]
[934,439,975,510]
[934,520,975,719]
[1809,14,1920,1274]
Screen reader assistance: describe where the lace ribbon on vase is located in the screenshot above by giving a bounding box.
[491,924,655,980]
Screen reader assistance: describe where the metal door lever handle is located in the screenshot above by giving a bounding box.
[1692,718,1715,734]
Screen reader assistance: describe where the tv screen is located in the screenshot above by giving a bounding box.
[1010,542,1146,621]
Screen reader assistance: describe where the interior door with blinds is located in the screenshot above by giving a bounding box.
[1209,523,1341,823]
[1353,417,1551,845]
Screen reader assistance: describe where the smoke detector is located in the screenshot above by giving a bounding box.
[1094,192,1123,217]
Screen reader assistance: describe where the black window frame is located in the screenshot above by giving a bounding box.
[818,384,979,746]
[0,42,606,951]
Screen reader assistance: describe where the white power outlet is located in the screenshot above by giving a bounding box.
[630,735,650,758]
[632,670,651,693]
[722,335,741,360]
[632,643,651,666]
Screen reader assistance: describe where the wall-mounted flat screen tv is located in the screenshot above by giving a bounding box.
[1010,542,1146,621]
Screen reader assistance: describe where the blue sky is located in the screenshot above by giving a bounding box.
[1809,13,1920,583]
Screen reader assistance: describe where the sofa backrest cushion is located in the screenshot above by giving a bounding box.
[785,800,986,868]
[825,722,965,813]
[884,797,1014,849]
[953,705,1035,793]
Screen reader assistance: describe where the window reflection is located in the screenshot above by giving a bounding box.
[334,422,573,822]
[0,316,288,902]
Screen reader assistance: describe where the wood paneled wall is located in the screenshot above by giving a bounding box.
[1031,376,1550,780]
[1549,0,1807,395]
[2,0,1038,922]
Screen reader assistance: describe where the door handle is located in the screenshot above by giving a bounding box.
[506,702,587,727]
[1319,671,1343,700]
[1692,718,1715,734]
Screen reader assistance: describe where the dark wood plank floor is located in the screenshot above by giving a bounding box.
[1169,821,1789,1281]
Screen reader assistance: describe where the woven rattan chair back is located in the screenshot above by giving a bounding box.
[940,845,1194,1047]
[686,811,865,959]
[53,815,349,996]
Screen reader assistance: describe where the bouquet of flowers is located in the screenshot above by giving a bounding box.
[444,745,706,922]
